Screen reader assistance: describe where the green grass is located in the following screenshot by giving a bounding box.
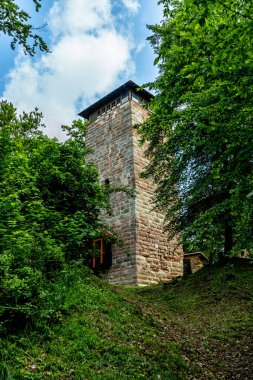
[133,261,253,379]
[1,261,253,379]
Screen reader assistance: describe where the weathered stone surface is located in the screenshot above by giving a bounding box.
[86,98,183,285]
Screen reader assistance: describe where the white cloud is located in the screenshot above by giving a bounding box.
[2,0,135,139]
[122,0,140,13]
[48,0,112,40]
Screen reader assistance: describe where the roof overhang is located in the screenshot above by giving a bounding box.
[78,80,154,120]
[184,252,209,262]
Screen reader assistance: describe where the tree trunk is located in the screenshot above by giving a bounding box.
[224,212,233,256]
[218,211,233,264]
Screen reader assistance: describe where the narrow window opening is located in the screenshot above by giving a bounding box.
[121,91,128,104]
[132,91,141,104]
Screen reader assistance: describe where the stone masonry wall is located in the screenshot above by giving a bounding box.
[85,102,137,285]
[86,98,183,285]
[130,101,183,285]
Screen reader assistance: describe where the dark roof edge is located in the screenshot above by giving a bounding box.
[78,80,154,119]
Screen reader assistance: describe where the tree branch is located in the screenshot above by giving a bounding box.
[220,1,253,21]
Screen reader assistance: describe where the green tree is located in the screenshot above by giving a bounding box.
[0,0,49,55]
[0,101,109,328]
[137,0,253,261]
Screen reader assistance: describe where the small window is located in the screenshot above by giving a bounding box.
[132,91,141,104]
[101,107,106,114]
[107,104,111,111]
[97,110,101,117]
[117,97,121,105]
[121,91,128,103]
[112,101,116,108]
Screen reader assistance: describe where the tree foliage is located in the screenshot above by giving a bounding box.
[0,102,109,329]
[137,0,253,260]
[0,0,49,55]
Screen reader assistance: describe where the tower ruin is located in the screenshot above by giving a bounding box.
[79,81,183,285]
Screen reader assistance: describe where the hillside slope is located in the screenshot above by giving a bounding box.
[1,261,253,379]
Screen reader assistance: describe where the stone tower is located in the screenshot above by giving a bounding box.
[79,81,183,285]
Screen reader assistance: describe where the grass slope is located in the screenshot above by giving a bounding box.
[1,261,253,379]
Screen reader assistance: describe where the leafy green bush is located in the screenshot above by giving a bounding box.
[0,102,110,331]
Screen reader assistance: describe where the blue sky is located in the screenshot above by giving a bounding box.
[1,0,162,138]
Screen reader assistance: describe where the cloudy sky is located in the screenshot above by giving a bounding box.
[0,0,162,138]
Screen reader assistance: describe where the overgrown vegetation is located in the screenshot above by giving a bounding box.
[0,262,186,379]
[0,101,110,332]
[137,0,253,261]
[0,261,252,379]
[0,0,49,55]
[1,2,252,378]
